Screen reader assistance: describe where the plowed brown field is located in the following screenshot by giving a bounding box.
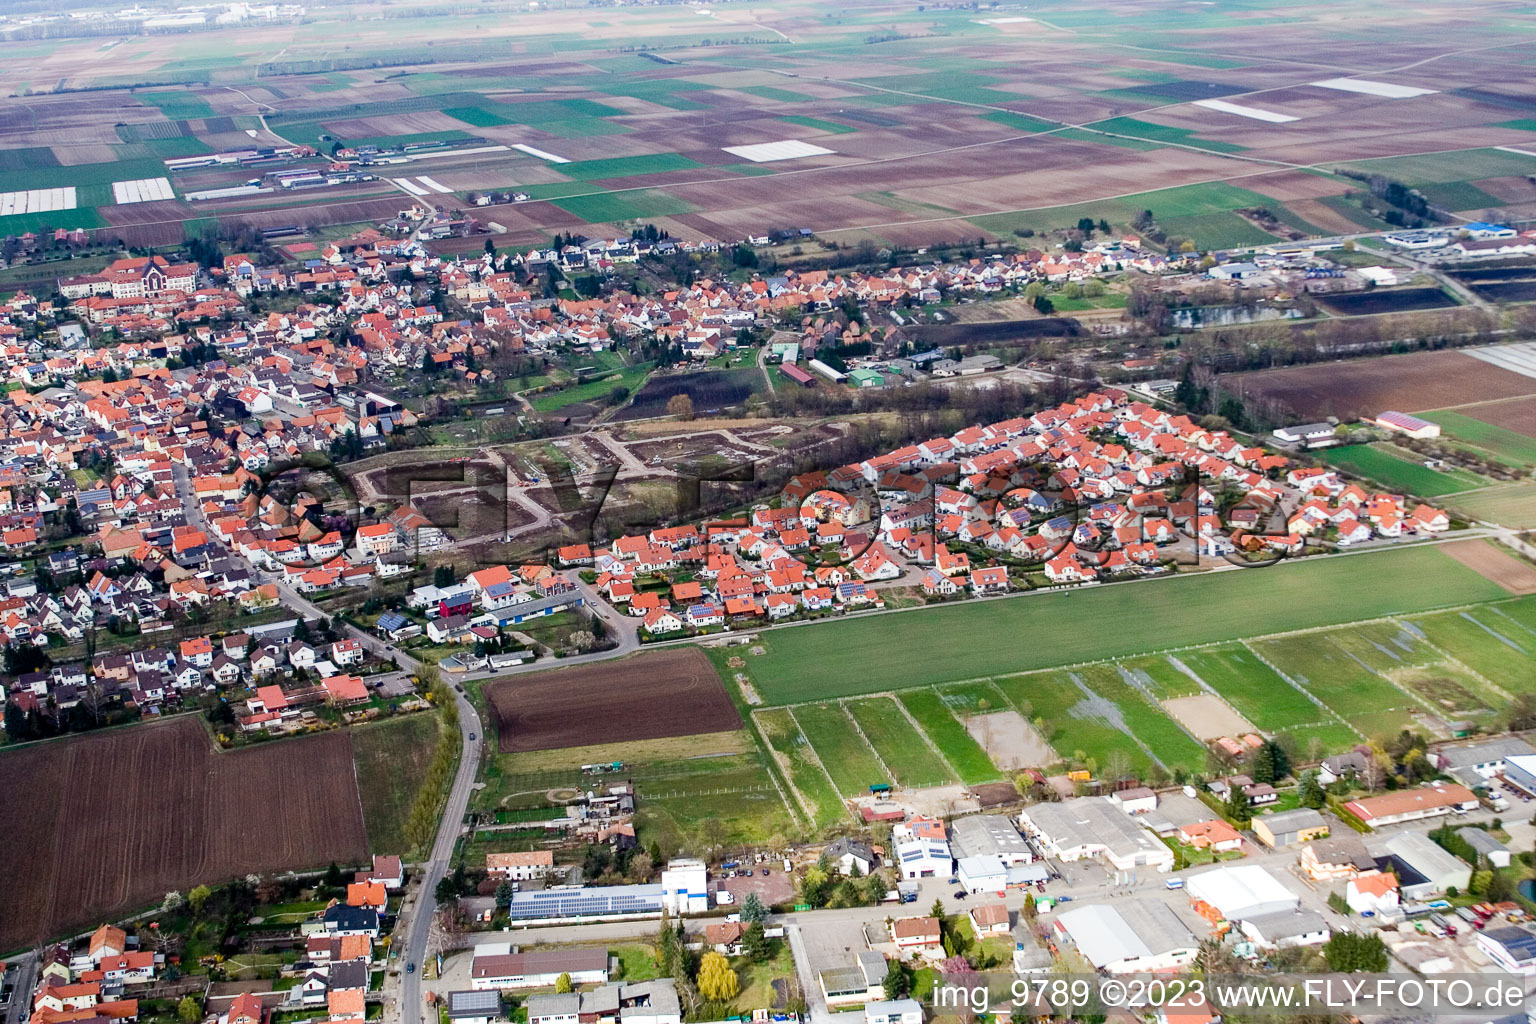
[0,718,366,952]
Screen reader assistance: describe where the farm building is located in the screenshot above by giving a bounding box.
[778,363,814,387]
[1477,927,1536,976]
[848,368,885,388]
[446,991,503,1024]
[808,359,847,383]
[1367,410,1440,439]
[1457,827,1512,868]
[471,945,609,990]
[486,851,555,881]
[526,981,680,1024]
[1251,808,1329,849]
[1052,900,1198,974]
[1432,737,1535,784]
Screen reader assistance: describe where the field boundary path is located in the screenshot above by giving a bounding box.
[1238,640,1364,741]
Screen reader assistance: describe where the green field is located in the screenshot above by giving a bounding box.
[1420,410,1536,467]
[137,90,217,119]
[897,689,1002,785]
[1176,645,1324,731]
[1453,482,1536,529]
[440,97,627,127]
[845,698,957,788]
[754,708,846,829]
[528,362,653,412]
[352,713,443,856]
[981,111,1059,133]
[968,180,1282,249]
[1339,147,1536,185]
[778,114,858,135]
[994,670,1148,774]
[1086,116,1247,153]
[551,190,696,223]
[1075,664,1208,771]
[791,704,889,796]
[1254,632,1424,736]
[739,546,1506,704]
[1121,655,1203,699]
[1407,606,1536,685]
[1322,444,1486,497]
[631,751,795,852]
[557,153,704,181]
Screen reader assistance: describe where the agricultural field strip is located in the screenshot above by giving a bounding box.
[0,187,77,215]
[110,177,175,205]
[750,707,850,827]
[758,598,1534,774]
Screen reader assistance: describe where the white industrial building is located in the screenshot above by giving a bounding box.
[956,855,1008,894]
[1185,865,1300,923]
[949,814,1033,865]
[1051,900,1198,974]
[660,859,708,914]
[895,837,952,879]
[1020,798,1174,872]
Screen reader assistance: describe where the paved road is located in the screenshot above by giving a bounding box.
[397,683,482,1024]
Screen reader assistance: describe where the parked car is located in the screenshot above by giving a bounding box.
[406,963,415,974]
[952,891,967,900]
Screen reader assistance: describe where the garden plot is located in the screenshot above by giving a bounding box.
[722,140,834,162]
[111,177,175,204]
[1192,99,1298,123]
[962,709,1055,771]
[1161,693,1255,740]
[1311,78,1437,98]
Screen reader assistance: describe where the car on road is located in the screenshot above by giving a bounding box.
[469,733,476,741]
[406,963,415,973]
[762,868,769,876]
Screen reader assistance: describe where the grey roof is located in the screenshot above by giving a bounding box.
[1056,899,1195,968]
[949,814,1031,860]
[1243,909,1328,942]
[526,993,579,1019]
[826,837,875,863]
[330,960,369,991]
[857,950,888,986]
[1258,808,1327,834]
[448,991,502,1018]
[1456,827,1510,857]
[1435,737,1535,770]
[1382,831,1473,881]
[1306,836,1375,871]
[1022,797,1164,861]
[866,999,923,1020]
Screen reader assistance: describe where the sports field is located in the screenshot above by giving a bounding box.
[1321,444,1487,497]
[738,546,1506,704]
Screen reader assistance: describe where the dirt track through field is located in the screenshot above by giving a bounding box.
[486,647,741,752]
[1438,538,1536,594]
[0,718,366,952]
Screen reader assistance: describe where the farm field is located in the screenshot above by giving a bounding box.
[753,708,847,830]
[1421,406,1536,466]
[1405,605,1536,687]
[351,713,443,856]
[1321,444,1487,497]
[844,697,957,789]
[1452,482,1536,529]
[474,728,793,852]
[897,689,1002,785]
[1173,645,1322,732]
[736,546,1507,704]
[790,703,891,797]
[484,647,740,752]
[0,718,366,953]
[1224,350,1536,421]
[1252,632,1426,737]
